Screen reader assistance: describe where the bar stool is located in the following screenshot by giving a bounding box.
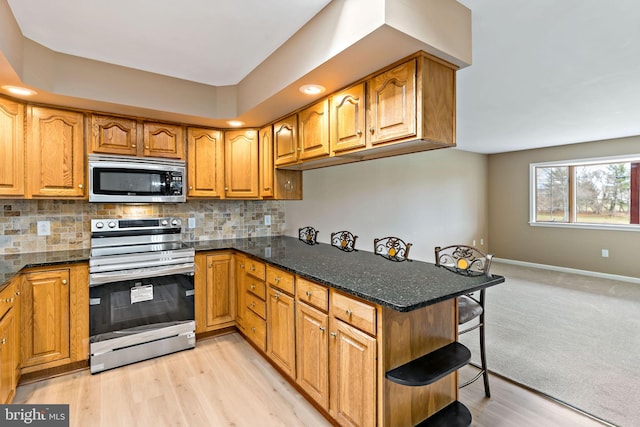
[434,244,493,398]
[331,230,358,252]
[374,236,412,262]
[298,226,319,245]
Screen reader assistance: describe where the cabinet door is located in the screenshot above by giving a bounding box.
[259,125,274,198]
[331,83,366,154]
[273,115,298,166]
[224,129,259,198]
[205,253,235,328]
[90,114,138,156]
[143,122,185,159]
[27,107,85,198]
[296,302,329,410]
[20,269,70,368]
[0,307,17,404]
[298,99,330,160]
[367,59,416,145]
[266,287,295,378]
[0,97,25,197]
[187,128,224,198]
[329,317,376,427]
[235,255,248,331]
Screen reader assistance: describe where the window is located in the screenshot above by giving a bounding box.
[530,155,640,230]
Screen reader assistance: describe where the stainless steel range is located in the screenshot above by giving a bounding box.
[89,217,195,374]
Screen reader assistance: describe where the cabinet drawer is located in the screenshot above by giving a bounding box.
[0,281,17,320]
[297,277,328,312]
[244,309,266,352]
[246,259,266,281]
[246,292,266,319]
[245,278,266,300]
[266,266,295,295]
[331,291,376,336]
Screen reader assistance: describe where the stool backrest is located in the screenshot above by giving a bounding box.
[434,245,492,276]
[374,236,412,262]
[331,231,358,252]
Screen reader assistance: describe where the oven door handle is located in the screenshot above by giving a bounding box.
[89,263,194,286]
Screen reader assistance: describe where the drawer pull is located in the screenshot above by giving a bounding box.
[305,290,312,297]
[250,302,256,308]
[330,332,337,338]
[274,293,280,300]
[62,279,68,285]
[240,263,245,269]
[346,309,352,317]
[319,326,326,332]
[251,327,256,333]
[0,339,5,345]
[15,291,20,296]
[250,265,256,272]
[275,276,281,283]
[250,284,256,290]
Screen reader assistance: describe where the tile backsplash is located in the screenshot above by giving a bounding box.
[0,199,285,254]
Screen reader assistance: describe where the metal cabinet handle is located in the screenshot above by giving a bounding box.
[275,276,281,283]
[189,186,193,190]
[62,279,68,285]
[14,291,20,296]
[251,327,256,332]
[250,284,256,290]
[131,144,136,148]
[305,290,312,297]
[330,332,337,338]
[250,265,256,271]
[250,302,256,308]
[274,293,280,300]
[224,187,229,191]
[346,309,352,317]
[357,130,362,136]
[145,145,150,149]
[240,264,245,269]
[78,184,84,189]
[319,326,326,332]
[0,339,5,345]
[369,128,375,135]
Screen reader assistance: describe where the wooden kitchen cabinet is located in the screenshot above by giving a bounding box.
[0,279,20,404]
[143,122,185,159]
[224,129,259,198]
[330,83,366,154]
[367,59,416,145]
[194,252,234,334]
[237,257,267,351]
[260,125,303,200]
[298,99,330,161]
[273,114,298,166]
[296,294,329,410]
[0,96,25,197]
[27,106,86,198]
[90,114,138,156]
[187,127,225,198]
[329,290,377,427]
[266,266,295,378]
[19,264,89,374]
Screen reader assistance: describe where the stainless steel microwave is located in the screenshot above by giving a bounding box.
[88,154,186,203]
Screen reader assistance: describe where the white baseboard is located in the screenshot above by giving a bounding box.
[493,257,640,284]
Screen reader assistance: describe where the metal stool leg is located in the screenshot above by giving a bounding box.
[479,293,491,398]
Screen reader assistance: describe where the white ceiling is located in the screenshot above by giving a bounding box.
[5,0,640,154]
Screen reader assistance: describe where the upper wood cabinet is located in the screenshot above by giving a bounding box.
[367,59,416,145]
[90,115,185,160]
[224,129,259,198]
[331,83,366,154]
[27,106,85,198]
[143,122,185,159]
[298,99,330,161]
[0,97,25,197]
[187,127,224,198]
[273,115,298,166]
[259,125,275,198]
[90,114,138,156]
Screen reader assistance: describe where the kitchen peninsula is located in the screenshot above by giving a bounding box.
[0,236,503,426]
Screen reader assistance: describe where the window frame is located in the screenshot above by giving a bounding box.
[529,154,640,231]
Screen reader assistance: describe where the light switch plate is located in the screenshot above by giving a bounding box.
[188,218,196,229]
[264,215,271,226]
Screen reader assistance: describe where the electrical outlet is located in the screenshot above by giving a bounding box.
[480,238,484,245]
[37,221,51,236]
[601,249,609,258]
[188,217,196,229]
[472,239,476,246]
[264,215,271,226]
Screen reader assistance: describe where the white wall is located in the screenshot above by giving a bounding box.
[284,148,488,263]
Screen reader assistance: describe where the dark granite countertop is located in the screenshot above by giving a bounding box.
[188,236,504,312]
[1,236,504,312]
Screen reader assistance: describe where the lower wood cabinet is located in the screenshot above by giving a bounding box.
[195,252,235,334]
[0,279,20,404]
[19,263,89,374]
[296,301,329,410]
[266,270,296,378]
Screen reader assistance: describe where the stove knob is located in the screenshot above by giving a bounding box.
[95,222,104,229]
[161,220,168,226]
[108,221,116,229]
[171,219,179,226]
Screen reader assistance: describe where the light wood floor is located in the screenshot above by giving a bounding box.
[14,333,608,427]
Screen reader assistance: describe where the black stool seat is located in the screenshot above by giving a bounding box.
[458,295,483,324]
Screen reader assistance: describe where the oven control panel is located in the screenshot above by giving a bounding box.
[91,217,182,233]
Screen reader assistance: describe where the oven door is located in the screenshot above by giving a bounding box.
[89,273,194,343]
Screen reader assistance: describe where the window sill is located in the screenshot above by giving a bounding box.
[529,222,640,232]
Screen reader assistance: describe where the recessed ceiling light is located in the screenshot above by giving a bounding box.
[299,84,326,95]
[227,120,244,127]
[1,85,37,96]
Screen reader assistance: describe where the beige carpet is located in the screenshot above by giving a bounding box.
[459,262,640,427]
